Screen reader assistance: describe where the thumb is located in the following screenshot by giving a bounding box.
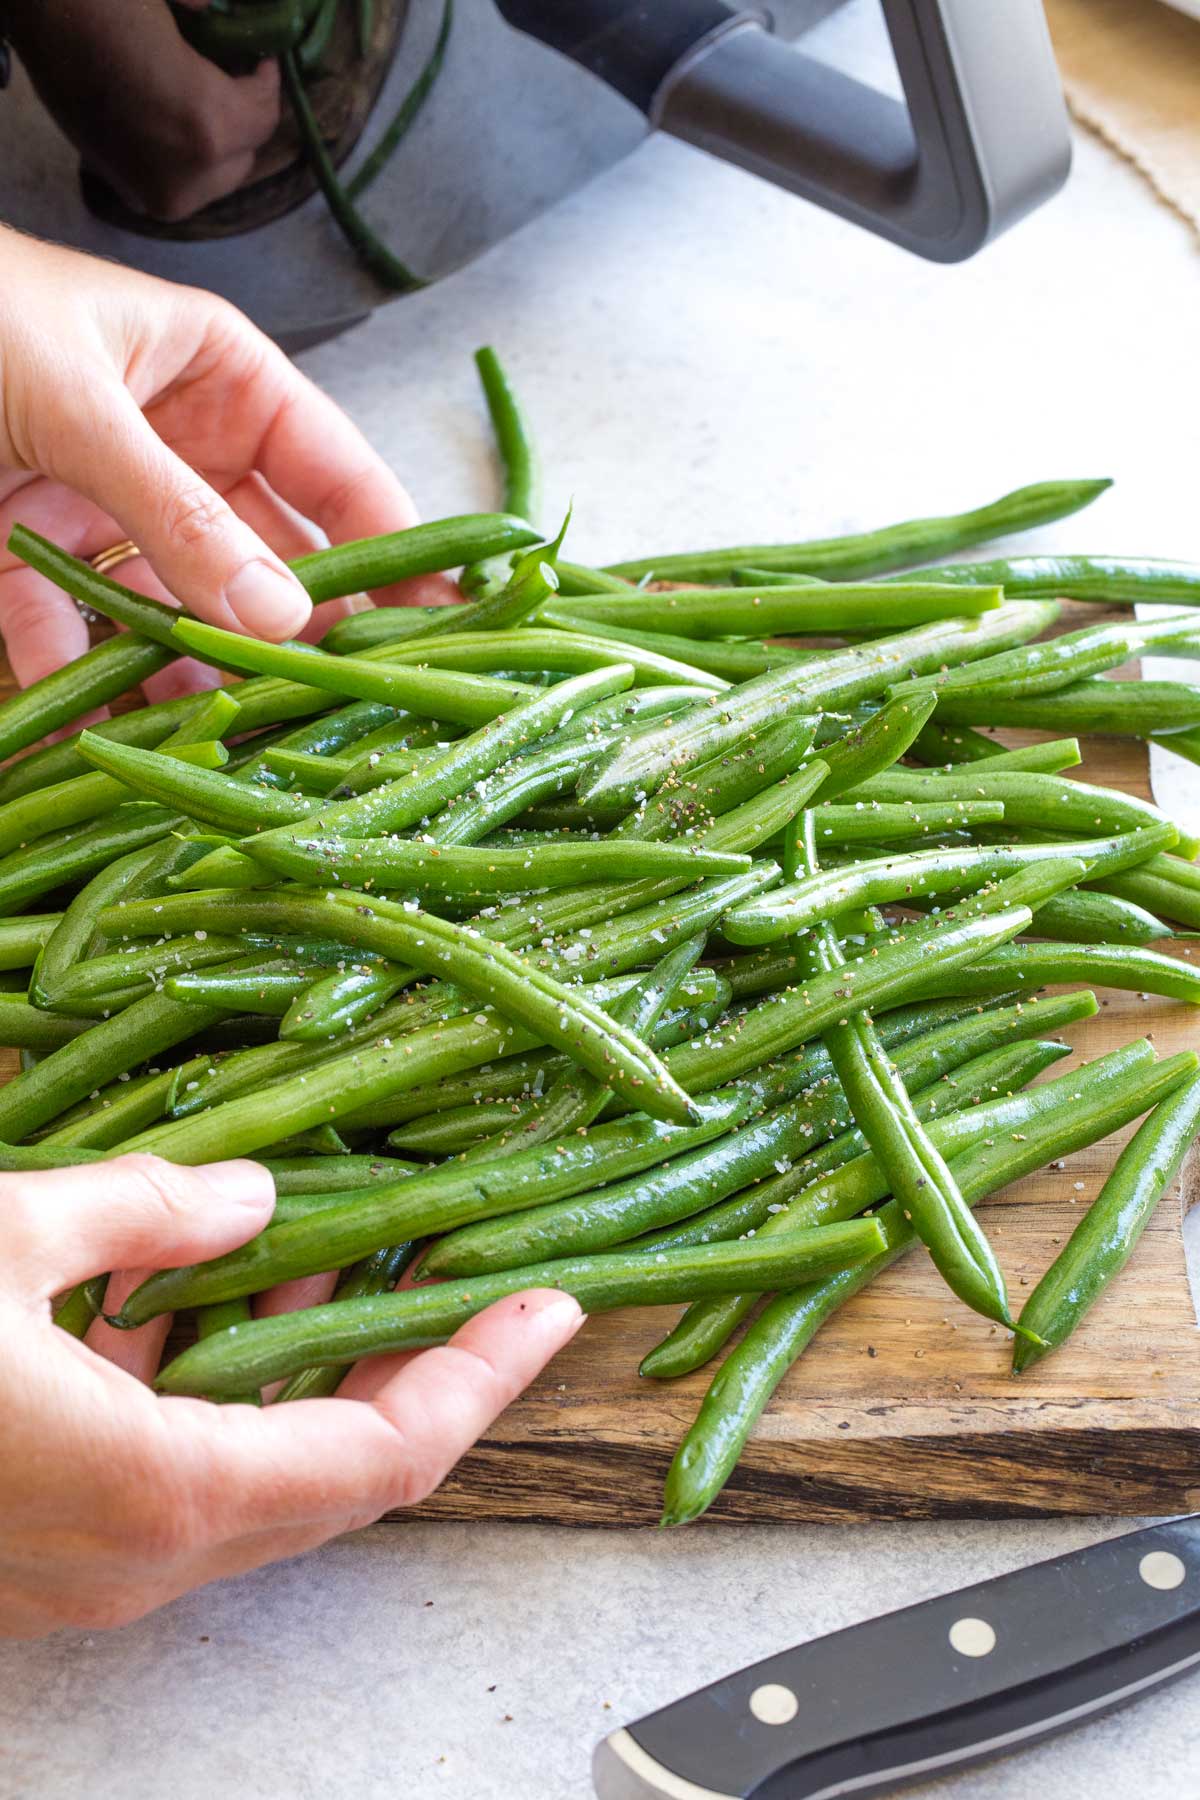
[51,384,312,640]
[4,1155,275,1300]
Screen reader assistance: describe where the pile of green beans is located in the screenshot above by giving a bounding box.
[1,354,1197,1524]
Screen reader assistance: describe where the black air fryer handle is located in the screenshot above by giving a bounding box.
[500,0,1071,263]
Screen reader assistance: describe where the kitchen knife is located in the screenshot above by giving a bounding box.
[593,1516,1200,1799]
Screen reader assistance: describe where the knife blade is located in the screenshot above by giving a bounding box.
[593,1516,1200,1799]
[1138,603,1200,843]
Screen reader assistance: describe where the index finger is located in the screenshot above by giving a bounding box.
[254,364,437,607]
[168,1289,584,1535]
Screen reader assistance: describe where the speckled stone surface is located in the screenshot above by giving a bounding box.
[3,7,1199,1795]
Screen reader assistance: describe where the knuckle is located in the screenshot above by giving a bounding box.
[159,484,230,554]
[107,1153,201,1232]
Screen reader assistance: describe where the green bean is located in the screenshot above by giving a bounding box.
[910,721,1007,765]
[845,767,1181,847]
[76,733,317,836]
[294,0,336,69]
[0,915,62,971]
[1015,1068,1200,1369]
[348,626,725,692]
[281,47,425,291]
[603,481,1110,584]
[459,936,708,1166]
[900,940,1200,1005]
[578,604,1057,813]
[934,741,1083,775]
[250,663,636,849]
[0,628,172,762]
[421,1020,1055,1282]
[293,514,543,604]
[346,0,451,195]
[46,935,252,1010]
[1092,868,1200,931]
[193,1297,262,1405]
[927,677,1200,736]
[0,731,228,861]
[614,716,818,843]
[902,553,1200,608]
[791,805,1019,1336]
[892,612,1200,704]
[538,606,814,681]
[259,744,437,794]
[154,1220,884,1397]
[243,831,750,897]
[522,866,778,988]
[272,1240,425,1401]
[636,1033,1079,1274]
[0,996,90,1051]
[40,1068,177,1150]
[168,619,527,723]
[801,693,938,805]
[117,1090,752,1319]
[809,799,1007,844]
[0,988,225,1140]
[167,960,332,1016]
[660,1045,1194,1523]
[157,1216,881,1396]
[562,581,1005,639]
[52,1275,108,1339]
[0,804,183,920]
[112,883,704,1122]
[724,827,1169,945]
[459,345,541,597]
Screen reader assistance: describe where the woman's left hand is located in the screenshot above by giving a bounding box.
[0,227,450,702]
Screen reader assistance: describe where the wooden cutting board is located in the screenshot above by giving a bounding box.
[2,603,1198,1525]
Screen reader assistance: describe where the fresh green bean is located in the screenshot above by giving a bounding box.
[845,767,1181,847]
[803,693,938,804]
[809,799,1007,844]
[0,804,182,919]
[250,663,635,849]
[0,915,62,971]
[724,827,1170,945]
[635,1033,1078,1272]
[538,606,814,681]
[0,989,225,1140]
[52,1275,108,1339]
[558,581,1003,638]
[272,1240,424,1401]
[1015,1068,1200,1369]
[0,629,172,762]
[345,626,725,691]
[240,833,750,895]
[927,677,1200,736]
[578,604,1057,813]
[891,612,1200,704]
[116,1090,752,1318]
[900,939,1200,1005]
[903,553,1200,608]
[169,619,527,723]
[602,481,1111,584]
[155,1219,887,1397]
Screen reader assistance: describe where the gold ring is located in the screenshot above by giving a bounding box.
[89,539,141,577]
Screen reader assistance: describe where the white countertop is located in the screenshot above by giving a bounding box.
[3,12,1200,1797]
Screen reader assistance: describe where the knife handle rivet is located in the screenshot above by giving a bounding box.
[948,1617,997,1658]
[1139,1551,1187,1591]
[749,1683,799,1726]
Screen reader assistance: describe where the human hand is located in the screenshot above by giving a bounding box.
[0,1155,583,1638]
[7,0,283,223]
[0,227,452,702]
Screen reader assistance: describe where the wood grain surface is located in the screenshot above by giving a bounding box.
[3,603,1198,1525]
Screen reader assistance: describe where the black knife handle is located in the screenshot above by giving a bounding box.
[594,1517,1200,1799]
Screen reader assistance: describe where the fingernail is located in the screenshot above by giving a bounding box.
[200,1159,276,1212]
[224,562,311,639]
[536,1295,586,1336]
